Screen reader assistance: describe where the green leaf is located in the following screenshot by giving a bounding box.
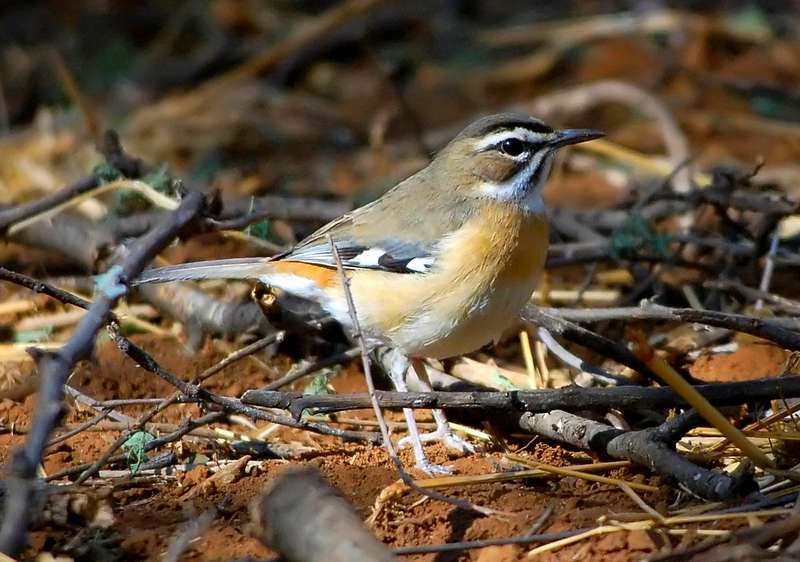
[299,372,335,418]
[93,163,122,184]
[303,373,332,396]
[245,219,271,240]
[610,214,671,259]
[142,163,178,196]
[112,162,178,215]
[491,370,521,391]
[243,197,272,241]
[122,431,155,475]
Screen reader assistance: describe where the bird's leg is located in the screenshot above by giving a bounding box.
[387,353,451,475]
[407,358,476,455]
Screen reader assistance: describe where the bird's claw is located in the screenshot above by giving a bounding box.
[408,427,475,454]
[398,427,476,456]
[438,432,476,455]
[414,458,453,476]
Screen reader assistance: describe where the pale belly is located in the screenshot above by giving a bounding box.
[391,278,539,359]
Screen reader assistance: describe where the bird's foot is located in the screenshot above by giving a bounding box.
[398,425,475,457]
[397,432,456,475]
[413,425,476,455]
[413,458,453,476]
[438,431,477,455]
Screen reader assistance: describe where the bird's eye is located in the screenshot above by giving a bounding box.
[499,138,525,157]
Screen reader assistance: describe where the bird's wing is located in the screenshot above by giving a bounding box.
[275,212,437,274]
[273,167,470,274]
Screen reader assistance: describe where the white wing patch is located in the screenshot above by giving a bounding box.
[282,240,434,274]
[349,247,387,267]
[405,256,435,272]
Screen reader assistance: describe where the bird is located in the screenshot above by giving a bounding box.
[134,113,603,474]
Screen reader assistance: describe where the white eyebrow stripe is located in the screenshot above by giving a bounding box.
[473,127,543,151]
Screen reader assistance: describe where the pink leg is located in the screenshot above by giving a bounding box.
[407,358,475,456]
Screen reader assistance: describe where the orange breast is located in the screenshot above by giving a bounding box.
[271,261,339,289]
[350,203,549,357]
[496,213,549,283]
[442,203,549,289]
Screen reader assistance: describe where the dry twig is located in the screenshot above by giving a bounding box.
[0,190,205,557]
[242,375,800,417]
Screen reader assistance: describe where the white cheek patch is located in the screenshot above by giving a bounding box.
[478,152,551,214]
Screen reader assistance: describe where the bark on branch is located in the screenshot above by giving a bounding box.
[250,468,396,562]
[241,375,800,418]
[518,410,756,501]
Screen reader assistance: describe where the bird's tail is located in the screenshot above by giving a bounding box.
[134,257,269,285]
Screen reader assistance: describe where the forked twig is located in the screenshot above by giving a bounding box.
[0,191,206,557]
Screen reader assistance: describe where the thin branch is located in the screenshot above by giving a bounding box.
[542,303,800,350]
[392,529,588,556]
[8,213,114,270]
[535,327,626,385]
[263,347,361,390]
[0,130,144,236]
[0,176,100,235]
[105,324,381,442]
[522,305,661,381]
[0,190,206,557]
[241,375,800,417]
[71,327,354,484]
[58,411,227,483]
[0,267,94,311]
[518,410,756,500]
[48,412,224,482]
[46,410,113,448]
[209,195,352,230]
[196,333,284,384]
[756,231,780,310]
[707,279,800,315]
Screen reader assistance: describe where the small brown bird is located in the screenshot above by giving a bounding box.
[136,113,603,473]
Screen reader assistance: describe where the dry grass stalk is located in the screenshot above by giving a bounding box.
[629,329,774,469]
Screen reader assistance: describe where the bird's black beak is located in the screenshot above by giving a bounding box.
[549,128,605,148]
